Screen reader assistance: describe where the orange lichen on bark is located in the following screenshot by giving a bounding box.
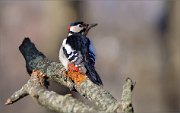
[66,71,86,85]
[32,70,46,85]
[65,64,86,85]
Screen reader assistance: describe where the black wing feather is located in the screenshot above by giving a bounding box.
[66,34,103,85]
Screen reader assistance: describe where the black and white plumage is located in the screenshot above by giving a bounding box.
[59,21,103,85]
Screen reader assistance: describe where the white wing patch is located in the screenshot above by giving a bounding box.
[59,41,69,70]
[60,38,84,71]
[59,38,76,70]
[62,39,75,54]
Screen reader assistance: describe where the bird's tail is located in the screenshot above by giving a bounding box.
[84,63,103,85]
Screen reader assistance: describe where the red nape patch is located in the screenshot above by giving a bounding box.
[67,25,70,31]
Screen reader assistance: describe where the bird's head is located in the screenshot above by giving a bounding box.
[68,21,97,36]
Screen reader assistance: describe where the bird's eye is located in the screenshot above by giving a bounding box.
[79,24,82,27]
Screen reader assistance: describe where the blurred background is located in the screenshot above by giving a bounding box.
[0,1,179,113]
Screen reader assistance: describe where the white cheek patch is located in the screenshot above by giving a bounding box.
[70,26,83,33]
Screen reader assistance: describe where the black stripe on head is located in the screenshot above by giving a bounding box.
[70,21,84,26]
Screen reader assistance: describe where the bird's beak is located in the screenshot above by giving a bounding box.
[83,23,98,36]
[83,23,98,29]
[87,23,98,29]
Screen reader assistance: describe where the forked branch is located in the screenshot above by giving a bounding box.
[6,38,135,113]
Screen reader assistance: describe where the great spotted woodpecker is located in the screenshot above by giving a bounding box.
[59,21,103,85]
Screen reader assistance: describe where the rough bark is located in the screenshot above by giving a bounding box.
[5,71,98,113]
[6,38,135,113]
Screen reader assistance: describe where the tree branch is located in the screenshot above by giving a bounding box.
[6,37,135,113]
[19,38,75,90]
[6,71,98,113]
[5,85,28,105]
[120,78,135,113]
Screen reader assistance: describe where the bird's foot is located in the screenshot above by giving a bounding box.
[68,64,79,72]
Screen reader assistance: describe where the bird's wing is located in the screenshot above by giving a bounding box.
[63,34,103,85]
[87,38,96,65]
[62,34,83,65]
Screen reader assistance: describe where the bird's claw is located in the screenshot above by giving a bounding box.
[68,64,79,72]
